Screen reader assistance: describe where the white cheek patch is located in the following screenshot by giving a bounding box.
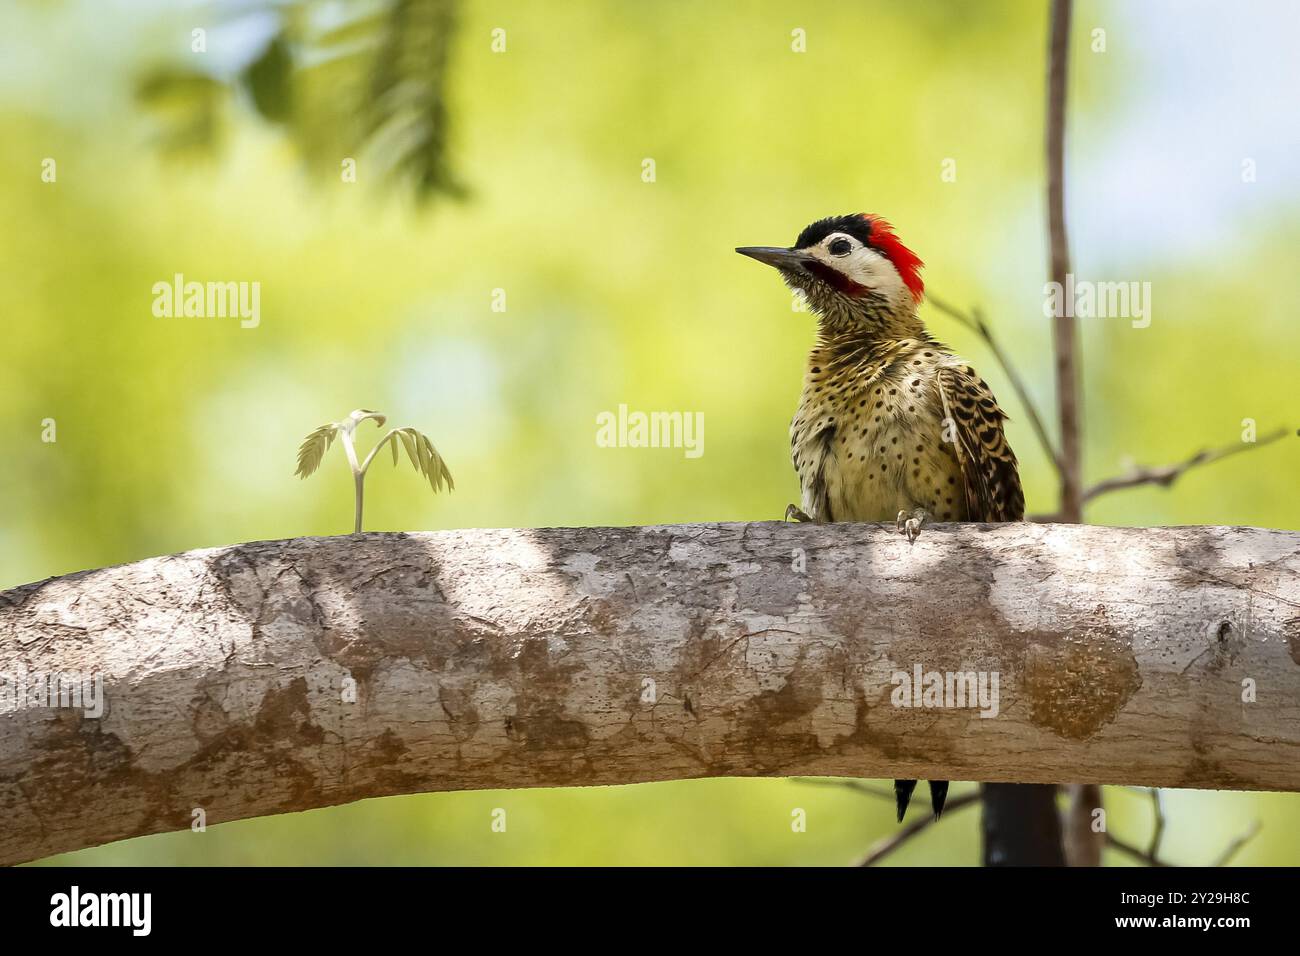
[845,248,902,293]
[800,240,910,307]
[809,246,905,302]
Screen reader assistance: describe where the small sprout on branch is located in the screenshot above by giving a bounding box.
[295,408,453,534]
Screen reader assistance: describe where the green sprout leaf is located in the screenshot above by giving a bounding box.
[294,411,452,535]
[398,429,420,471]
[388,426,453,493]
[294,423,339,478]
[414,429,431,477]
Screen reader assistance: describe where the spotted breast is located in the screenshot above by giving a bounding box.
[790,334,1023,525]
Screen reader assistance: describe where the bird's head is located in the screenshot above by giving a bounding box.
[737,213,924,331]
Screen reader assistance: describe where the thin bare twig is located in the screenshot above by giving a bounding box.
[1210,820,1262,867]
[1147,788,1166,859]
[1106,811,1261,867]
[927,294,1064,475]
[1082,428,1291,503]
[857,793,981,867]
[791,778,894,801]
[1107,834,1172,867]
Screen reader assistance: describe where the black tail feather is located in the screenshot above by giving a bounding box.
[929,780,949,820]
[894,779,918,822]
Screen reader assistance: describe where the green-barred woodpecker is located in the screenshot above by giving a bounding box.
[738,213,1025,822]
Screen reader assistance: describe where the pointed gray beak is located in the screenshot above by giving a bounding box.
[735,246,810,273]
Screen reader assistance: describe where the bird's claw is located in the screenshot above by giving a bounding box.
[785,504,813,523]
[895,508,929,543]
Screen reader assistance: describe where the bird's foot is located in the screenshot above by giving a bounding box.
[785,504,813,523]
[895,507,930,544]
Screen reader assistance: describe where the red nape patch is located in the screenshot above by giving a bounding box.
[863,215,925,301]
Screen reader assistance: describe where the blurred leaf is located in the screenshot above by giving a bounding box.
[243,33,294,124]
[134,0,464,203]
[358,0,465,201]
[313,9,386,53]
[134,66,226,155]
[136,67,223,104]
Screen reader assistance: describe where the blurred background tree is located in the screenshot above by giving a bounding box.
[138,0,464,200]
[2,0,1297,864]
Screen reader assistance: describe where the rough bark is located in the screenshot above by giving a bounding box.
[2,522,1299,866]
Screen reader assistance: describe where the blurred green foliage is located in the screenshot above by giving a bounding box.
[2,0,1296,865]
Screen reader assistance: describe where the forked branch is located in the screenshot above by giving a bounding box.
[1082,428,1291,504]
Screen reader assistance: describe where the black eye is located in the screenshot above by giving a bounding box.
[828,238,852,257]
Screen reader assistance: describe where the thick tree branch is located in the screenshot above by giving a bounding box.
[2,522,1299,866]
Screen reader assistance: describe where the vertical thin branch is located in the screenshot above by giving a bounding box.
[1048,0,1081,524]
[1045,0,1104,867]
[1065,782,1103,866]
